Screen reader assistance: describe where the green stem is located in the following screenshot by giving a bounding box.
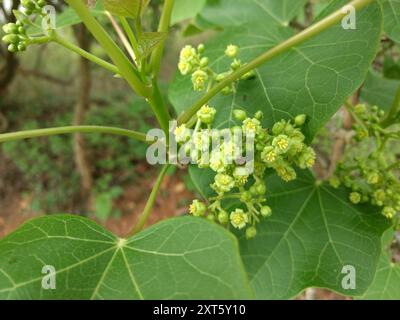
[65,0,151,98]
[51,33,120,75]
[150,0,175,77]
[120,17,141,64]
[147,79,171,134]
[130,164,170,235]
[177,0,373,125]
[382,84,400,127]
[29,36,52,45]
[0,126,152,143]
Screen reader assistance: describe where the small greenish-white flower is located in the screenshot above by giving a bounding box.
[231,58,241,70]
[288,138,304,155]
[192,70,209,91]
[218,210,229,224]
[272,120,286,135]
[178,60,192,76]
[366,171,380,185]
[255,111,264,120]
[261,146,278,165]
[210,150,227,173]
[233,109,247,122]
[221,140,240,162]
[214,173,235,193]
[356,128,368,140]
[354,104,367,115]
[382,206,395,219]
[180,45,197,63]
[294,114,307,126]
[197,105,216,124]
[242,118,261,135]
[329,176,341,189]
[260,206,272,217]
[192,131,210,152]
[272,135,290,154]
[230,208,248,229]
[275,162,296,182]
[298,147,316,169]
[373,189,386,203]
[200,57,209,68]
[245,226,257,239]
[174,124,191,143]
[349,192,361,204]
[197,43,205,53]
[225,44,239,58]
[233,167,249,187]
[189,199,206,217]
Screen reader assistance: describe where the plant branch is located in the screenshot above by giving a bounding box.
[0,126,153,143]
[177,0,373,125]
[65,0,151,97]
[120,17,141,64]
[130,164,170,235]
[148,78,171,134]
[51,33,120,75]
[150,0,174,77]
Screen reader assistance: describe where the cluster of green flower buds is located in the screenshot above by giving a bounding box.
[180,106,315,239]
[330,104,400,219]
[352,104,387,141]
[21,0,47,16]
[178,43,255,93]
[1,0,49,53]
[2,21,28,53]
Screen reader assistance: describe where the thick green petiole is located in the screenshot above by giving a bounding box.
[51,33,120,75]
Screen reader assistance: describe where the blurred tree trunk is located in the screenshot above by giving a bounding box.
[0,51,19,97]
[0,0,20,131]
[73,24,93,210]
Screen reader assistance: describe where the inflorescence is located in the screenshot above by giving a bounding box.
[175,105,316,239]
[330,104,400,219]
[178,43,255,93]
[2,0,50,53]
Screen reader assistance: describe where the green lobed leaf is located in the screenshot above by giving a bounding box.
[360,70,399,111]
[55,6,105,29]
[383,56,400,80]
[138,32,168,58]
[169,2,382,140]
[357,229,400,299]
[381,0,400,43]
[198,0,308,28]
[189,167,391,299]
[100,0,149,18]
[0,215,253,299]
[171,0,207,25]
